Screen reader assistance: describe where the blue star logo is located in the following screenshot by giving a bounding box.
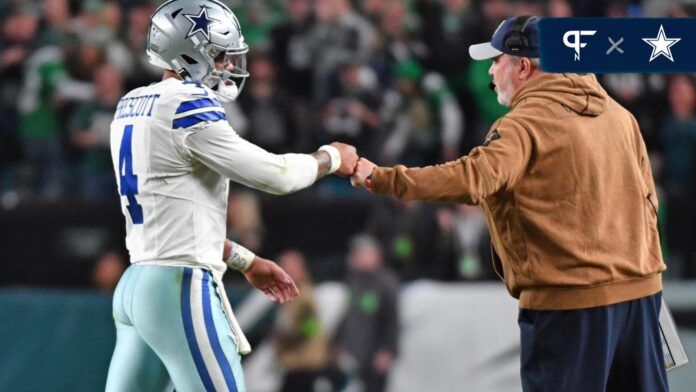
[183,7,219,40]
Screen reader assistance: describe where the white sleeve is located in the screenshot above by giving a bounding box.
[182,120,318,195]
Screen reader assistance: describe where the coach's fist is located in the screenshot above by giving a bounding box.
[330,142,358,177]
[351,157,377,189]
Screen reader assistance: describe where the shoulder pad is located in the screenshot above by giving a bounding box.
[170,80,226,130]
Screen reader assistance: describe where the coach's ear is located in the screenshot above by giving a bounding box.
[518,57,534,80]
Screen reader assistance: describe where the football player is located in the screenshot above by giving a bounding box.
[105,1,357,391]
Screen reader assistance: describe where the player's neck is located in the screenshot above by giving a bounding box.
[162,70,180,80]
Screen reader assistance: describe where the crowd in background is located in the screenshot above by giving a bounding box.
[2,1,696,390]
[1,0,696,288]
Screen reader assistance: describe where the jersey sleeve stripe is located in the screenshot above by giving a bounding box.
[176,98,223,114]
[173,111,226,129]
[173,106,224,119]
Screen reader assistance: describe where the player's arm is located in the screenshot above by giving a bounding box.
[223,239,299,304]
[182,120,357,195]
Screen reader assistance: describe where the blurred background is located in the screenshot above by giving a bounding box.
[0,0,695,391]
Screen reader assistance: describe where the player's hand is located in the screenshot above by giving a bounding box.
[330,142,358,177]
[243,257,299,304]
[351,157,377,189]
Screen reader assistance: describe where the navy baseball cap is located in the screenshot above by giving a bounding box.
[469,15,540,60]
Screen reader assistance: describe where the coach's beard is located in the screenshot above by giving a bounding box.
[492,75,513,107]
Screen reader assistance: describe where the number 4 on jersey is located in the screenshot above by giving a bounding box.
[119,124,144,224]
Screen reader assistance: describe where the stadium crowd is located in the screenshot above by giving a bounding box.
[1,0,696,282]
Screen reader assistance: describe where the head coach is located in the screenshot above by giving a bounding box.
[351,15,668,392]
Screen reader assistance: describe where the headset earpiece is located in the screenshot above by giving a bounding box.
[506,32,528,52]
[504,16,533,53]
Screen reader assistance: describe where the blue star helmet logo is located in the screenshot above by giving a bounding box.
[183,7,219,41]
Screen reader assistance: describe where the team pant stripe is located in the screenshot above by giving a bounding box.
[181,268,216,392]
[191,269,229,391]
[201,271,238,392]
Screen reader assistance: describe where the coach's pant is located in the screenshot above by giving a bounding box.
[105,264,246,392]
[519,292,668,392]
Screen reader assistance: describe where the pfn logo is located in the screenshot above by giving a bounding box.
[563,30,597,61]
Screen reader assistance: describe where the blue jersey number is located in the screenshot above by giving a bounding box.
[118,124,143,224]
[183,80,208,96]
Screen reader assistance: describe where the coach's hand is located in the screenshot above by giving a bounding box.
[244,257,299,304]
[351,157,377,189]
[330,142,358,176]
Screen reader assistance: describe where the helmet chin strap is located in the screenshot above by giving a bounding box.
[215,80,239,102]
[210,70,239,102]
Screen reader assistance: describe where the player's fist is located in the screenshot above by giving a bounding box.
[330,142,358,177]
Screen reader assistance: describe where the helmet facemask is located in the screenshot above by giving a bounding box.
[202,45,249,102]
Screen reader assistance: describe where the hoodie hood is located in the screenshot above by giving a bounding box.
[510,73,608,117]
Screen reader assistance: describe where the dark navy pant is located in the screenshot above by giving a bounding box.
[519,292,668,392]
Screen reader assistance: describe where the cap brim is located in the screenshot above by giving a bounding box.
[469,42,503,60]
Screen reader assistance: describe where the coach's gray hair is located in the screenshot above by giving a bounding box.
[511,56,541,69]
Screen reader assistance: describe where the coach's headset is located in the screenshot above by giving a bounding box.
[489,16,536,91]
[505,15,535,53]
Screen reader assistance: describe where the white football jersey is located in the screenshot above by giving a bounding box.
[110,78,318,273]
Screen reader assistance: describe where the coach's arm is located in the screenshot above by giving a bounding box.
[352,118,533,204]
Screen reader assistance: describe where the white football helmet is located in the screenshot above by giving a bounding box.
[147,0,249,101]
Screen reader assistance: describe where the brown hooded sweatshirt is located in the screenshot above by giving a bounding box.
[371,73,665,310]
